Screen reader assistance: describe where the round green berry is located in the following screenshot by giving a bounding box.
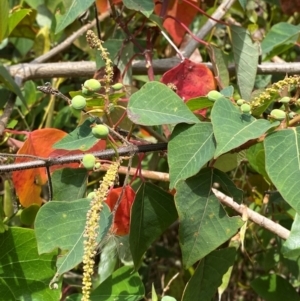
[94,162,101,169]
[270,109,286,121]
[82,86,94,96]
[207,90,223,102]
[92,124,109,139]
[111,83,123,91]
[279,96,290,103]
[240,103,251,113]
[84,79,101,92]
[82,154,96,170]
[289,111,297,119]
[87,192,96,199]
[236,99,245,106]
[71,95,86,110]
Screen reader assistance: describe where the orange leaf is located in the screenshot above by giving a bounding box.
[154,0,201,45]
[12,128,67,207]
[105,185,135,236]
[96,0,122,13]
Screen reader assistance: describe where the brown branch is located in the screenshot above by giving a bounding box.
[8,61,300,82]
[212,188,290,240]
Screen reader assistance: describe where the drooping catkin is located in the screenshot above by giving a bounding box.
[81,160,120,301]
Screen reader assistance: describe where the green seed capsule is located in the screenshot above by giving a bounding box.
[270,109,286,121]
[92,124,109,139]
[236,99,245,106]
[87,192,96,199]
[82,154,96,170]
[207,90,223,102]
[240,103,251,113]
[82,87,94,96]
[71,95,86,110]
[94,162,101,169]
[111,83,124,91]
[279,96,290,103]
[84,79,101,92]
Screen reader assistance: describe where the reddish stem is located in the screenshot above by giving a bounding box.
[165,15,209,47]
[182,0,228,26]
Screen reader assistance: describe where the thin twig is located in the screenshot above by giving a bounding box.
[30,12,110,64]
[0,94,16,136]
[182,0,236,58]
[212,188,290,240]
[99,163,170,181]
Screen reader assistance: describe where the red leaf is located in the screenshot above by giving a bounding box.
[161,59,216,116]
[105,185,135,236]
[12,128,67,207]
[154,0,201,45]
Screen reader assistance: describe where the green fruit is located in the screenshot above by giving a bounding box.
[94,162,101,169]
[289,112,297,119]
[279,96,290,103]
[82,87,94,96]
[92,124,109,139]
[207,90,223,102]
[240,103,251,113]
[236,99,245,106]
[82,154,96,170]
[297,99,300,106]
[84,79,101,92]
[87,192,96,199]
[111,83,123,91]
[270,109,286,121]
[71,95,86,110]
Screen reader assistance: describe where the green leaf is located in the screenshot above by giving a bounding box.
[35,200,112,274]
[251,274,300,301]
[210,45,229,88]
[185,96,214,112]
[0,227,61,301]
[231,25,259,100]
[8,9,31,35]
[220,86,234,98]
[0,0,9,42]
[52,168,88,201]
[123,0,154,18]
[91,266,144,300]
[128,82,200,125]
[238,0,247,9]
[213,153,238,173]
[261,23,300,55]
[53,118,99,151]
[247,142,271,182]
[97,238,118,284]
[264,128,300,214]
[67,266,144,301]
[55,0,94,34]
[168,123,216,188]
[182,248,236,301]
[211,98,279,158]
[175,168,243,268]
[282,214,300,259]
[130,183,178,268]
[0,64,26,104]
